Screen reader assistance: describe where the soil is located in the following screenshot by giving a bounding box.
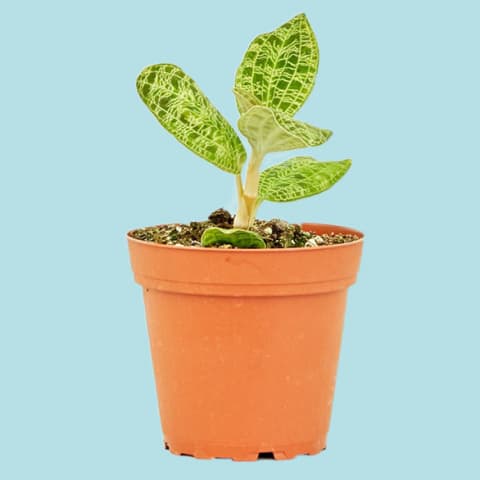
[129,209,360,249]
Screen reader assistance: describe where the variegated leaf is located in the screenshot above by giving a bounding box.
[259,157,351,202]
[233,87,260,114]
[201,227,266,248]
[237,105,331,154]
[137,64,246,174]
[235,13,319,115]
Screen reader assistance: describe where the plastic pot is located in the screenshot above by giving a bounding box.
[127,223,364,460]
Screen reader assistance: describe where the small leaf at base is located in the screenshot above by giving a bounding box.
[201,227,266,248]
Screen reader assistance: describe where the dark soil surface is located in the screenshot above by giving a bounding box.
[129,209,360,249]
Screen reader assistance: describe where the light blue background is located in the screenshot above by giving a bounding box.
[1,0,479,478]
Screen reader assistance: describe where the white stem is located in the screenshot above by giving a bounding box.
[234,149,264,228]
[234,174,249,228]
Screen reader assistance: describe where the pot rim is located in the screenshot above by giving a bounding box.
[127,222,364,253]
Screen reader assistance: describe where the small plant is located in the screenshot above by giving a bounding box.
[136,13,351,247]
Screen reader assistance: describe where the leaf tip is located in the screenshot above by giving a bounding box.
[293,12,311,26]
[135,65,151,97]
[280,13,311,32]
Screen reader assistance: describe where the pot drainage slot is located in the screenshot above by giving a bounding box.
[257,451,275,460]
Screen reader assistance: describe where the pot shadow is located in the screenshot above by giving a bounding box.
[164,441,320,461]
[257,452,275,460]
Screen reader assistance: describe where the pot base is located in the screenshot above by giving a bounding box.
[164,438,326,461]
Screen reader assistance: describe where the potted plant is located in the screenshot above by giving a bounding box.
[128,13,364,461]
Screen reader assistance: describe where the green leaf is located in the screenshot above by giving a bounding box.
[235,13,319,115]
[238,105,331,154]
[200,227,266,248]
[233,87,260,114]
[259,157,351,202]
[137,64,246,174]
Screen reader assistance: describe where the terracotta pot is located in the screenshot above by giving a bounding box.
[127,223,364,461]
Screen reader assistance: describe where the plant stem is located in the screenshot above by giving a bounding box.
[234,149,263,228]
[234,174,248,227]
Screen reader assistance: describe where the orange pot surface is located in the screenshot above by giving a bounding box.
[127,223,364,460]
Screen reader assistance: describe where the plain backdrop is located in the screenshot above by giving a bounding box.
[1,0,479,478]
